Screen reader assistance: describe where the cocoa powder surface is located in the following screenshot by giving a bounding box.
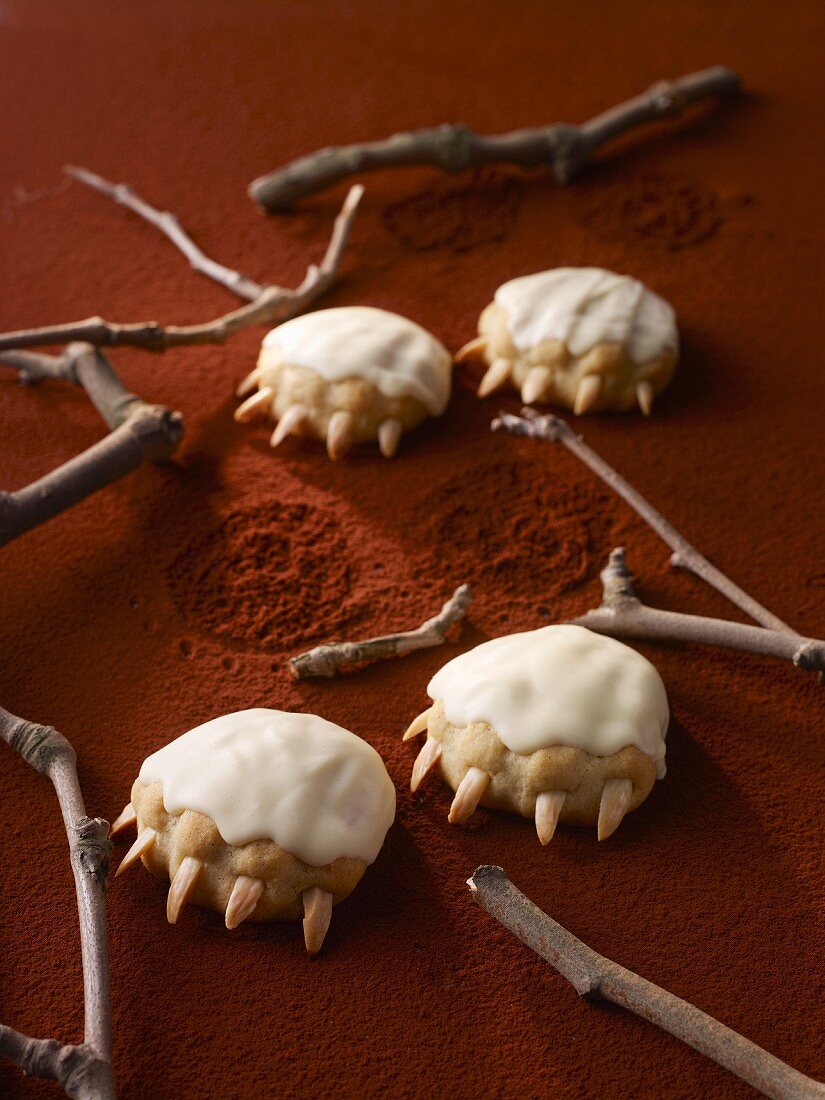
[0,3,823,1098]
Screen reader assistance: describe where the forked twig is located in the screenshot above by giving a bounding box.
[0,172,363,353]
[0,166,363,545]
[468,867,824,1100]
[572,549,825,676]
[249,66,739,210]
[0,344,183,547]
[289,584,472,679]
[0,707,114,1099]
[492,409,794,635]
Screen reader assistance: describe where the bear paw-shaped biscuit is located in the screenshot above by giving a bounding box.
[456,268,678,415]
[112,709,396,954]
[235,306,452,458]
[404,624,668,841]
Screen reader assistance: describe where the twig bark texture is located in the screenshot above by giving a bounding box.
[0,344,183,547]
[0,707,114,1100]
[249,66,739,209]
[492,408,794,635]
[572,549,825,677]
[0,170,363,353]
[289,584,472,679]
[0,167,362,546]
[468,866,824,1100]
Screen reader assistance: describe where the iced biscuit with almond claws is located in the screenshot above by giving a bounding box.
[456,267,678,415]
[404,624,669,841]
[112,709,396,954]
[235,306,452,458]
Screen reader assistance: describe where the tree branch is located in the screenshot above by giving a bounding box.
[65,166,265,301]
[0,343,183,547]
[0,179,363,353]
[0,706,115,1099]
[468,866,824,1100]
[492,408,794,635]
[289,583,472,679]
[248,66,739,210]
[572,549,825,677]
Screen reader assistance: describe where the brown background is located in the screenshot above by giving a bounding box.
[1,2,823,1097]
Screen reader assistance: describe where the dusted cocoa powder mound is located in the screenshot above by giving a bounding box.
[166,503,357,650]
[573,171,726,251]
[382,170,524,253]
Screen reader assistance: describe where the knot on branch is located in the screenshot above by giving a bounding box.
[429,123,475,172]
[75,816,112,886]
[600,547,639,606]
[792,639,825,673]
[14,1035,66,1079]
[113,182,138,206]
[112,321,165,350]
[526,408,567,439]
[127,404,184,462]
[6,717,75,775]
[80,317,118,347]
[491,407,567,442]
[256,284,289,318]
[548,124,587,183]
[646,79,687,116]
[338,146,365,173]
[137,323,166,350]
[57,1043,113,1097]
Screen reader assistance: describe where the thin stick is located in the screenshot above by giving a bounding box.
[65,165,265,301]
[0,343,183,547]
[0,706,115,1099]
[492,409,794,635]
[468,866,824,1100]
[572,548,825,677]
[248,66,739,210]
[289,584,472,679]
[0,181,363,353]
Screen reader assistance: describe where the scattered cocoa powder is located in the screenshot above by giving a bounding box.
[573,171,724,251]
[0,4,823,1099]
[166,502,356,650]
[383,169,523,253]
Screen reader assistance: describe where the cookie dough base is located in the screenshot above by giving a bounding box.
[131,780,367,922]
[258,352,430,442]
[426,700,657,826]
[477,301,677,413]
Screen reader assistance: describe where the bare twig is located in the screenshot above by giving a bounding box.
[0,343,183,547]
[492,409,794,635]
[468,866,824,1100]
[572,549,825,677]
[248,66,739,210]
[289,584,472,679]
[65,166,265,301]
[0,706,114,1099]
[0,179,363,353]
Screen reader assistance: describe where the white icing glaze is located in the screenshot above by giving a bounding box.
[495,268,678,365]
[262,306,452,415]
[139,709,396,867]
[428,625,669,777]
